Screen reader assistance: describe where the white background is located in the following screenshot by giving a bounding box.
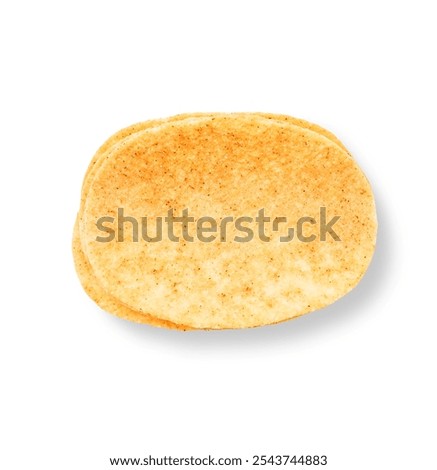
[1,1,436,469]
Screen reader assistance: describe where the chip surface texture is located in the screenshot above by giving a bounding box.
[74,113,377,329]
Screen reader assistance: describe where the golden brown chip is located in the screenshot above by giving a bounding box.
[78,114,376,329]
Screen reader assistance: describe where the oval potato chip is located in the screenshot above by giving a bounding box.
[77,114,376,329]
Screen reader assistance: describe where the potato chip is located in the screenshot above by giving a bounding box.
[76,114,376,329]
